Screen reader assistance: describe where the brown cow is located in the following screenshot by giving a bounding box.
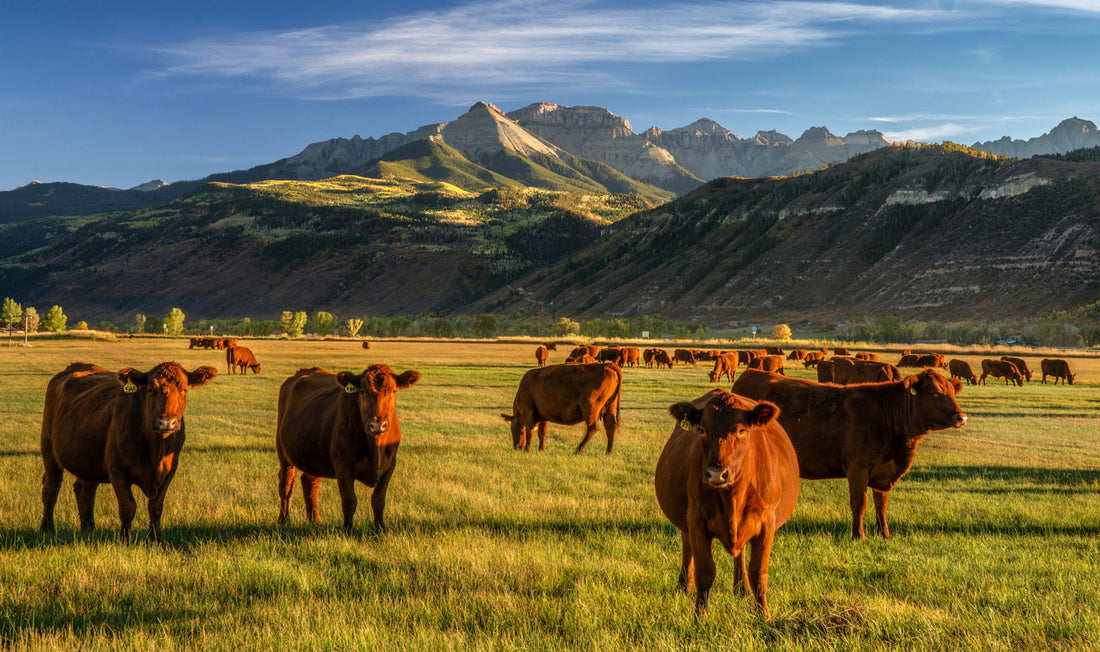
[501,362,622,454]
[535,345,550,367]
[226,346,261,375]
[708,353,738,383]
[979,359,1023,386]
[816,358,835,383]
[40,361,217,543]
[737,350,756,366]
[362,340,371,349]
[567,354,598,364]
[188,337,203,349]
[1000,356,1032,382]
[830,358,902,384]
[854,352,880,362]
[917,353,946,369]
[948,359,978,386]
[1041,358,1075,385]
[802,351,825,368]
[276,365,420,533]
[787,349,807,361]
[654,390,799,620]
[566,345,599,363]
[543,342,558,351]
[643,347,658,368]
[653,349,674,369]
[622,347,641,368]
[833,347,851,356]
[764,346,784,356]
[746,355,784,375]
[598,346,625,366]
[732,369,966,540]
[673,349,697,365]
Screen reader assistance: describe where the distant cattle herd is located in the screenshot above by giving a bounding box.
[33,337,1083,620]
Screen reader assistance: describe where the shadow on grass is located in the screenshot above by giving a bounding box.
[905,464,1100,487]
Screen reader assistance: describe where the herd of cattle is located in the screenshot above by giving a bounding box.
[34,338,1082,620]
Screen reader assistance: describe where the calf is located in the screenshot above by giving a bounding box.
[655,390,799,620]
[501,362,622,454]
[535,345,550,367]
[653,349,674,369]
[226,346,261,375]
[733,369,966,540]
[40,361,217,543]
[708,353,738,383]
[979,359,1023,386]
[1041,358,1075,385]
[276,365,420,532]
[948,359,978,385]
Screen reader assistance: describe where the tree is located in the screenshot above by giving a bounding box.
[389,317,413,337]
[346,318,364,338]
[312,311,336,336]
[771,324,792,342]
[164,307,186,336]
[554,317,580,336]
[23,307,40,333]
[281,311,307,337]
[2,298,22,329]
[472,314,497,339]
[134,313,146,334]
[42,305,67,333]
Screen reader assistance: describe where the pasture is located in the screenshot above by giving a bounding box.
[1,338,1099,650]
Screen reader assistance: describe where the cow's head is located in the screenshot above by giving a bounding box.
[670,392,780,489]
[118,362,217,436]
[903,370,967,430]
[336,365,420,438]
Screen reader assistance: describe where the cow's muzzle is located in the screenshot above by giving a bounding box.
[704,465,731,487]
[154,416,180,435]
[952,413,967,428]
[367,418,388,436]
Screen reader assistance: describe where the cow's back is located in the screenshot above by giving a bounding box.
[41,363,121,483]
[515,363,620,423]
[277,368,346,476]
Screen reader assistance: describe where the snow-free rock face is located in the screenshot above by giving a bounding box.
[973,117,1100,158]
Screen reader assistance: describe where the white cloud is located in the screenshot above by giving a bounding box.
[146,0,951,99]
[973,0,1100,13]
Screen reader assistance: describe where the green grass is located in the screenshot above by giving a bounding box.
[1,339,1099,650]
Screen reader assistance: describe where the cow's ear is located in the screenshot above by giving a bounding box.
[902,374,920,395]
[335,371,361,394]
[750,401,780,426]
[669,402,701,429]
[117,368,147,393]
[950,377,963,394]
[187,366,217,388]
[395,370,420,389]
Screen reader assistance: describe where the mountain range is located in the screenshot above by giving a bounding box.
[1,103,1099,325]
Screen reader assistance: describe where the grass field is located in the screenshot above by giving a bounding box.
[1,337,1099,650]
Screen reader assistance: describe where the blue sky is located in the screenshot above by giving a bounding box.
[2,0,1098,191]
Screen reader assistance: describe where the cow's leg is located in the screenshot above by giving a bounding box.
[602,410,617,454]
[747,529,775,621]
[40,453,64,533]
[689,526,717,618]
[301,473,322,524]
[369,467,394,533]
[334,472,358,534]
[73,479,98,532]
[536,421,547,451]
[277,462,296,524]
[109,478,138,544]
[872,489,891,539]
[575,421,599,454]
[846,467,870,540]
[676,529,694,593]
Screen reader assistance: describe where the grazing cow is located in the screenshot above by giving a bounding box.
[276,365,420,533]
[948,359,978,386]
[673,349,697,365]
[854,352,880,362]
[598,347,625,366]
[40,361,217,543]
[654,349,675,369]
[897,354,922,367]
[765,346,784,356]
[1040,359,1075,385]
[737,350,756,366]
[979,359,1023,386]
[802,351,825,368]
[565,346,589,363]
[787,349,807,361]
[654,390,799,620]
[362,341,371,349]
[708,353,738,383]
[732,369,966,540]
[569,354,598,364]
[816,358,836,383]
[746,355,784,375]
[917,353,946,369]
[543,342,558,351]
[535,345,550,367]
[643,348,658,368]
[226,346,261,375]
[1000,356,1032,382]
[501,362,622,454]
[622,347,641,368]
[833,347,851,356]
[830,358,902,384]
[188,337,203,349]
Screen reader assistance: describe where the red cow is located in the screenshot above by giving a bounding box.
[948,359,978,385]
[737,350,756,366]
[979,359,1023,386]
[746,355,784,375]
[917,353,946,369]
[226,346,261,375]
[708,353,738,383]
[597,346,625,366]
[673,349,697,365]
[362,341,371,349]
[654,390,799,620]
[816,358,836,383]
[1040,358,1075,385]
[501,362,622,454]
[732,369,966,540]
[535,345,550,367]
[833,347,851,356]
[764,346,784,356]
[830,358,901,384]
[802,351,825,368]
[897,354,922,367]
[787,350,807,361]
[622,347,641,368]
[276,365,420,532]
[1000,356,1032,382]
[40,361,217,543]
[653,350,674,369]
[854,352,880,362]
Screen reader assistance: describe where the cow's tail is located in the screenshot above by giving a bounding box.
[500,413,515,422]
[609,364,623,429]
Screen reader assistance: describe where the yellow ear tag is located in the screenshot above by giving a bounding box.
[345,383,358,394]
[909,387,917,396]
[123,379,138,394]
[680,419,693,431]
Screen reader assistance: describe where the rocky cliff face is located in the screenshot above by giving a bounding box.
[973,117,1100,159]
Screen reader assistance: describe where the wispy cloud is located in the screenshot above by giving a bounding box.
[973,0,1100,13]
[145,0,951,100]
